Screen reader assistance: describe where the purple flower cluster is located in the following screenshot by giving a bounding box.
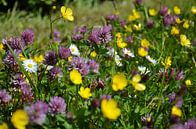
[48,96,66,115]
[68,56,99,75]
[48,67,63,80]
[163,14,175,27]
[89,25,112,44]
[12,73,34,103]
[0,89,12,105]
[58,46,71,59]
[44,51,57,66]
[3,50,21,71]
[3,28,34,51]
[72,26,87,41]
[21,29,34,45]
[26,101,48,125]
[52,29,61,42]
[105,14,119,22]
[171,119,196,129]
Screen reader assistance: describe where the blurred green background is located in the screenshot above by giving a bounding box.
[0,0,195,49]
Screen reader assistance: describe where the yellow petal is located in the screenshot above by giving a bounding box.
[66,8,73,15]
[134,83,146,91]
[132,74,141,83]
[67,15,74,21]
[61,6,66,14]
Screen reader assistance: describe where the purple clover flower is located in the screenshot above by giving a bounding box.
[72,26,87,41]
[101,95,111,100]
[160,6,168,16]
[168,92,176,103]
[26,101,48,125]
[58,46,71,59]
[0,89,12,105]
[171,123,184,129]
[3,50,21,71]
[21,28,34,45]
[146,20,154,29]
[88,60,99,73]
[184,118,196,129]
[20,84,34,103]
[89,25,112,44]
[48,67,63,80]
[44,51,57,66]
[3,37,25,50]
[105,14,119,21]
[53,29,61,42]
[49,96,66,115]
[163,14,175,26]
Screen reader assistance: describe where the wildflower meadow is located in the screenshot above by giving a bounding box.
[0,0,196,129]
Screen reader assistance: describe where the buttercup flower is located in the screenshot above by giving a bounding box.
[171,26,179,35]
[61,6,74,21]
[162,56,172,69]
[78,87,92,99]
[69,44,80,56]
[112,73,128,91]
[180,34,191,47]
[173,6,181,15]
[183,20,189,29]
[141,39,150,48]
[70,69,82,84]
[128,9,141,21]
[138,47,148,57]
[149,8,157,16]
[171,106,182,117]
[34,55,44,63]
[130,74,146,91]
[0,122,8,129]
[185,79,192,86]
[191,6,196,14]
[11,109,29,129]
[90,50,97,58]
[101,99,121,120]
[23,59,37,73]
[0,42,4,50]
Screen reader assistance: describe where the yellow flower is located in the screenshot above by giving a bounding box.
[0,122,8,129]
[90,51,97,58]
[171,26,179,35]
[148,8,157,16]
[70,69,82,84]
[141,39,150,48]
[191,6,196,14]
[101,99,121,120]
[124,25,132,32]
[78,86,92,99]
[52,5,56,10]
[133,23,141,31]
[138,47,148,57]
[173,6,181,15]
[128,9,140,21]
[162,56,172,69]
[11,109,29,129]
[171,106,182,117]
[117,38,127,49]
[180,34,191,47]
[60,6,74,21]
[115,32,121,38]
[34,55,44,63]
[175,18,183,24]
[130,74,146,91]
[0,42,4,51]
[185,79,192,86]
[68,56,73,61]
[112,73,128,91]
[183,20,189,29]
[19,53,26,61]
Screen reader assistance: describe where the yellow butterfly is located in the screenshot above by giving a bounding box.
[60,6,74,21]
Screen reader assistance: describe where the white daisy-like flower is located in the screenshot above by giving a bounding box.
[115,54,123,66]
[23,59,38,73]
[107,47,117,57]
[69,44,80,56]
[138,66,150,74]
[123,48,135,57]
[146,55,157,65]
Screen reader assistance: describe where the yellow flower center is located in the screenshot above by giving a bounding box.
[28,64,33,68]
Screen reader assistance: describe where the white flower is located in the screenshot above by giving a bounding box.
[115,54,123,66]
[23,59,37,73]
[69,44,80,56]
[146,56,157,65]
[107,47,117,57]
[123,48,135,57]
[138,66,150,74]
